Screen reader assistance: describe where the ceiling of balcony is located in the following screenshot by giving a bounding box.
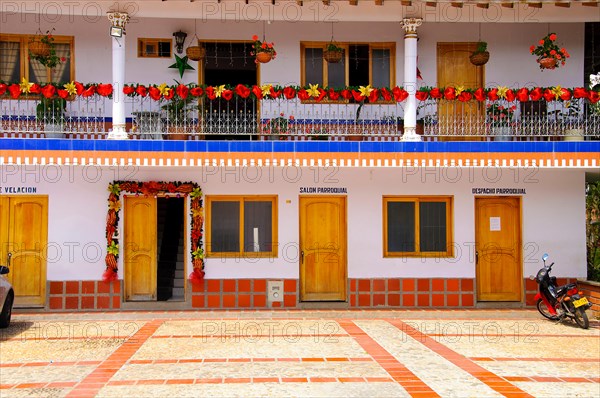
[5,0,599,23]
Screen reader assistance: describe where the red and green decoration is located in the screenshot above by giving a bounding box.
[530,33,569,70]
[104,181,205,285]
[0,79,113,100]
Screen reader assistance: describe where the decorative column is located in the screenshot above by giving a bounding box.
[400,18,422,142]
[107,12,130,140]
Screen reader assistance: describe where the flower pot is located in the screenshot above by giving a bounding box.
[256,52,273,64]
[29,40,50,57]
[491,126,512,141]
[563,128,584,141]
[469,51,489,66]
[538,57,557,70]
[324,50,343,63]
[186,46,205,61]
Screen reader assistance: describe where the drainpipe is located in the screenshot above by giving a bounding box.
[107,12,130,140]
[401,18,422,142]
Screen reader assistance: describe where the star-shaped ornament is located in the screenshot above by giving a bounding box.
[169,54,195,78]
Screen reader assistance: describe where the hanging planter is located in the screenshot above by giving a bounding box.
[469,42,489,66]
[530,33,569,71]
[251,35,276,64]
[28,29,64,69]
[29,40,50,57]
[186,45,205,61]
[323,43,344,63]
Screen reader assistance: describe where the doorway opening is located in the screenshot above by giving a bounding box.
[201,41,258,140]
[157,197,185,301]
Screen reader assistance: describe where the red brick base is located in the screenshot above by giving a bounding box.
[48,280,121,310]
[578,280,600,318]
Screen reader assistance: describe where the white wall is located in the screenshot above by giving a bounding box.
[0,14,587,88]
[1,165,587,281]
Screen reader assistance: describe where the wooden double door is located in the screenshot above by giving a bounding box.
[0,196,48,307]
[299,196,347,302]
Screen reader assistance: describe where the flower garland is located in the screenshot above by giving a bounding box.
[104,181,205,285]
[1,80,598,104]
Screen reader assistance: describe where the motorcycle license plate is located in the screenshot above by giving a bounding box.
[573,297,589,308]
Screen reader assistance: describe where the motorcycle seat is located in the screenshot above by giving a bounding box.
[556,282,577,296]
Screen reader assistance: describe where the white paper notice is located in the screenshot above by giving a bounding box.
[490,217,501,231]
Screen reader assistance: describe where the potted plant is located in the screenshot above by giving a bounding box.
[161,97,193,140]
[469,41,489,66]
[560,100,584,141]
[262,113,292,140]
[251,35,276,64]
[324,42,344,63]
[530,33,570,70]
[486,103,516,141]
[28,29,66,69]
[37,97,66,138]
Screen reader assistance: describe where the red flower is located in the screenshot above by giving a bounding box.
[97,83,113,97]
[340,89,353,100]
[380,87,392,101]
[429,87,442,99]
[328,88,340,101]
[233,84,249,98]
[251,85,263,99]
[41,84,56,98]
[81,86,96,97]
[539,39,544,45]
[190,86,204,97]
[176,84,189,99]
[393,87,408,102]
[123,85,135,96]
[75,81,84,95]
[297,89,310,101]
[205,86,216,100]
[8,84,21,99]
[252,35,258,41]
[529,87,542,101]
[0,83,7,96]
[443,87,456,100]
[163,88,175,100]
[529,45,535,53]
[222,89,233,101]
[283,86,296,100]
[589,91,600,104]
[543,88,555,102]
[516,88,529,102]
[457,91,472,102]
[57,89,69,99]
[29,83,42,94]
[572,87,588,99]
[368,88,379,103]
[487,88,499,101]
[351,90,365,102]
[148,86,161,100]
[269,87,282,99]
[135,85,148,97]
[415,91,428,101]
[549,34,556,41]
[559,88,571,101]
[505,89,515,102]
[315,88,327,102]
[474,87,487,102]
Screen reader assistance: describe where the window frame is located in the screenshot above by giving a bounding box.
[383,196,454,257]
[300,41,396,88]
[0,33,75,83]
[137,38,173,58]
[205,195,278,258]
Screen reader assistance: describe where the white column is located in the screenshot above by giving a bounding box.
[400,18,422,142]
[107,12,129,140]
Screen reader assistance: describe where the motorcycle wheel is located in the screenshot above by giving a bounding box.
[536,299,559,320]
[573,307,589,329]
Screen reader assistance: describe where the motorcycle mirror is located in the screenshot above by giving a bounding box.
[542,253,549,262]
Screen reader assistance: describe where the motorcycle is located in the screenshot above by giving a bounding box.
[531,253,592,329]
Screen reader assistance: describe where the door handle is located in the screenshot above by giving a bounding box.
[301,250,304,264]
[7,252,12,267]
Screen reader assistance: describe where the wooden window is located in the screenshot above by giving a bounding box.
[0,33,74,83]
[138,38,172,58]
[301,42,395,88]
[383,196,453,257]
[206,195,278,257]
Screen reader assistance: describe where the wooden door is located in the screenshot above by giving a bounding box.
[299,196,347,301]
[0,196,48,307]
[475,197,522,301]
[437,43,484,139]
[124,196,157,301]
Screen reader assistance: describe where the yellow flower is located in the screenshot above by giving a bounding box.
[107,242,119,256]
[191,207,203,218]
[261,84,272,97]
[64,81,77,95]
[20,77,33,94]
[157,83,170,96]
[108,200,121,212]
[307,83,320,98]
[108,183,120,195]
[190,187,202,199]
[455,85,465,96]
[551,85,563,100]
[358,84,373,98]
[214,84,226,98]
[496,86,509,99]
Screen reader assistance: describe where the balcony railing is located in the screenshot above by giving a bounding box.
[1,87,599,141]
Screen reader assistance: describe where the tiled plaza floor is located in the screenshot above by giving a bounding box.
[0,309,598,397]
